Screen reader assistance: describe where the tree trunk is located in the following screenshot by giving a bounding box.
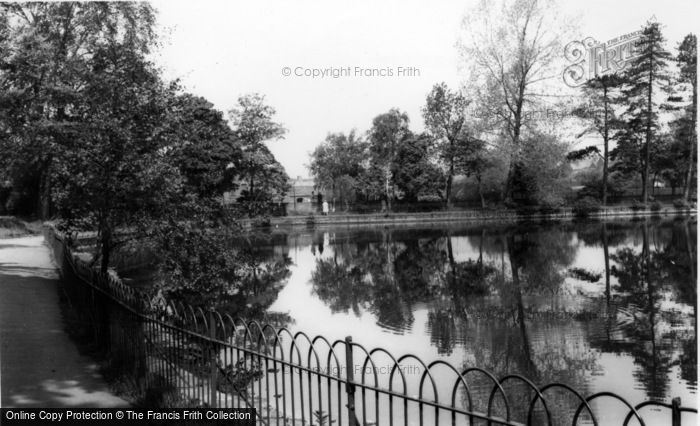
[100,225,112,274]
[683,83,697,202]
[642,55,654,204]
[477,175,486,208]
[39,165,52,220]
[602,86,610,206]
[384,167,392,212]
[445,160,454,209]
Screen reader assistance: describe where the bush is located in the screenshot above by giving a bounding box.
[539,202,563,215]
[674,199,689,209]
[572,196,601,218]
[650,201,662,212]
[630,199,646,211]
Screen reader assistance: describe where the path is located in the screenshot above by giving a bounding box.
[0,235,129,408]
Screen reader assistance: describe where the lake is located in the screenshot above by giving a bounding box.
[119,217,697,424]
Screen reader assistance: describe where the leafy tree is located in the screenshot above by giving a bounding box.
[0,2,157,218]
[617,22,672,203]
[308,130,367,210]
[454,130,492,208]
[161,94,242,199]
[422,83,471,205]
[459,0,564,203]
[52,35,180,274]
[368,108,410,211]
[393,133,443,202]
[228,93,289,215]
[154,200,292,313]
[514,133,571,205]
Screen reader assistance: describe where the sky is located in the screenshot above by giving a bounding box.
[150,0,699,178]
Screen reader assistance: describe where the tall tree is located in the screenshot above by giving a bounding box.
[368,108,410,211]
[459,0,564,203]
[52,34,179,274]
[228,93,289,213]
[574,74,624,205]
[309,130,367,210]
[422,83,471,206]
[676,34,697,202]
[162,94,242,199]
[454,131,491,208]
[0,3,157,218]
[393,133,444,202]
[618,22,672,203]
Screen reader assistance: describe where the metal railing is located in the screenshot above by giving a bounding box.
[45,226,698,426]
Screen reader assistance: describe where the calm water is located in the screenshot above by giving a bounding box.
[121,218,698,423]
[240,218,697,422]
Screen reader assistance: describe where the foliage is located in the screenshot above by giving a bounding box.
[393,133,444,202]
[616,21,673,203]
[566,146,601,162]
[567,267,602,283]
[630,199,647,210]
[228,93,289,215]
[459,0,565,202]
[572,196,601,218]
[518,134,572,206]
[368,108,410,210]
[49,17,179,274]
[161,94,242,199]
[308,130,367,209]
[673,199,690,209]
[422,82,472,204]
[674,33,697,201]
[154,200,292,313]
[0,2,158,218]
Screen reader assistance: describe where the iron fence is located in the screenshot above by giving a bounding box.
[44,226,697,426]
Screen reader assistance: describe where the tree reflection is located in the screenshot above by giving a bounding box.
[304,220,696,416]
[604,219,697,399]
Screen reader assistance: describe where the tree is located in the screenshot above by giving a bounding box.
[454,132,492,208]
[0,3,157,218]
[393,133,443,202]
[617,22,672,203]
[422,83,471,205]
[675,34,697,202]
[309,130,367,210]
[228,93,289,214]
[161,94,242,199]
[574,74,624,205]
[459,0,564,203]
[368,109,410,211]
[518,133,571,205]
[52,36,180,274]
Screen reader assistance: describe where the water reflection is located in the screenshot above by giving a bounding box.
[266,219,696,417]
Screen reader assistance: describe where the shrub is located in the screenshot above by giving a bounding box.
[630,199,646,211]
[539,202,563,215]
[650,201,662,212]
[674,199,689,209]
[572,196,601,218]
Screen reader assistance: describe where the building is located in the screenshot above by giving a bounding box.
[284,177,319,215]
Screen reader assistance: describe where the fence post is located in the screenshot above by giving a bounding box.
[672,397,681,426]
[209,310,217,408]
[345,336,359,426]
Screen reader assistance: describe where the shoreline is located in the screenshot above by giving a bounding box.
[244,206,697,229]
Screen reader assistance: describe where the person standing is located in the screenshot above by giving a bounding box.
[322,200,329,216]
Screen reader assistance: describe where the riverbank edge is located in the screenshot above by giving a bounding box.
[243,206,697,229]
